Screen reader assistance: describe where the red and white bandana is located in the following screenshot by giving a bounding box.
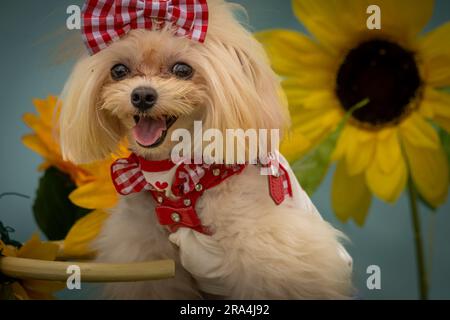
[82,0,209,55]
[111,154,292,235]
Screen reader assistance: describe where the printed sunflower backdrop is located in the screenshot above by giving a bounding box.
[0,0,449,300]
[22,96,120,256]
[259,0,450,299]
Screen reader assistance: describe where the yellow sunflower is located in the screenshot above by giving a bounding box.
[22,96,129,210]
[22,96,90,186]
[0,234,64,300]
[258,0,450,225]
[22,96,130,257]
[62,209,110,258]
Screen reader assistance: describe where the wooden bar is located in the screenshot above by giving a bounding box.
[0,257,175,282]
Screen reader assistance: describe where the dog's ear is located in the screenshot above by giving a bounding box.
[231,42,290,134]
[59,57,125,164]
[200,41,290,133]
[198,1,289,137]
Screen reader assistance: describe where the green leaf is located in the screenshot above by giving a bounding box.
[440,127,450,162]
[438,87,450,95]
[292,98,369,195]
[439,125,450,183]
[33,167,90,241]
[291,128,340,195]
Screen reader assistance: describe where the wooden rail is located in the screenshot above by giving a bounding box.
[0,257,175,282]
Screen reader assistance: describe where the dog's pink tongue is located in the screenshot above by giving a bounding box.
[133,117,166,146]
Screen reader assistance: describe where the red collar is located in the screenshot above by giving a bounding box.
[138,157,176,172]
[111,154,247,235]
[111,154,292,236]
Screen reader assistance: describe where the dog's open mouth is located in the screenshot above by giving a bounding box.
[132,115,177,148]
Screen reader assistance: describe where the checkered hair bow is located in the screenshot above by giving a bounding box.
[82,0,209,55]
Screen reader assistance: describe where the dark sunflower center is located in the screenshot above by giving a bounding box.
[336,40,421,126]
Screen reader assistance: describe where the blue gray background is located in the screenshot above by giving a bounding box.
[1,0,449,299]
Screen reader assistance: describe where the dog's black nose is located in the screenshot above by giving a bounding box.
[131,87,158,111]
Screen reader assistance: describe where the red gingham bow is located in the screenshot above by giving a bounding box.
[110,153,247,196]
[82,0,209,55]
[110,153,154,195]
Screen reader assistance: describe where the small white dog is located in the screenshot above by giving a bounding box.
[60,0,353,299]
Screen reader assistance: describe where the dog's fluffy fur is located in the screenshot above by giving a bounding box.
[60,0,353,299]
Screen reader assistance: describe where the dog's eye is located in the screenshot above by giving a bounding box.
[171,63,194,79]
[111,64,130,81]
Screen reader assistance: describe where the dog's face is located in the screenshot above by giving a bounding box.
[98,29,208,160]
[60,0,288,164]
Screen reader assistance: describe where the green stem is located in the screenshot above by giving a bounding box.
[407,178,428,300]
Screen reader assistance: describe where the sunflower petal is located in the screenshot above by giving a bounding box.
[429,89,450,118]
[421,88,450,132]
[291,107,342,144]
[332,160,372,226]
[331,125,352,161]
[292,0,366,53]
[22,113,41,129]
[293,0,433,52]
[374,128,402,174]
[22,134,51,159]
[69,180,118,209]
[63,209,110,258]
[301,90,339,110]
[420,86,439,118]
[435,116,450,133]
[403,141,449,207]
[256,29,334,77]
[280,131,311,164]
[22,117,60,156]
[376,0,434,39]
[38,162,51,171]
[366,139,408,203]
[0,240,18,257]
[17,234,59,261]
[33,96,60,127]
[420,22,450,87]
[281,71,335,92]
[344,126,376,175]
[399,113,440,149]
[281,81,312,106]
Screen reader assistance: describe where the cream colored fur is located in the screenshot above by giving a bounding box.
[60,0,353,299]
